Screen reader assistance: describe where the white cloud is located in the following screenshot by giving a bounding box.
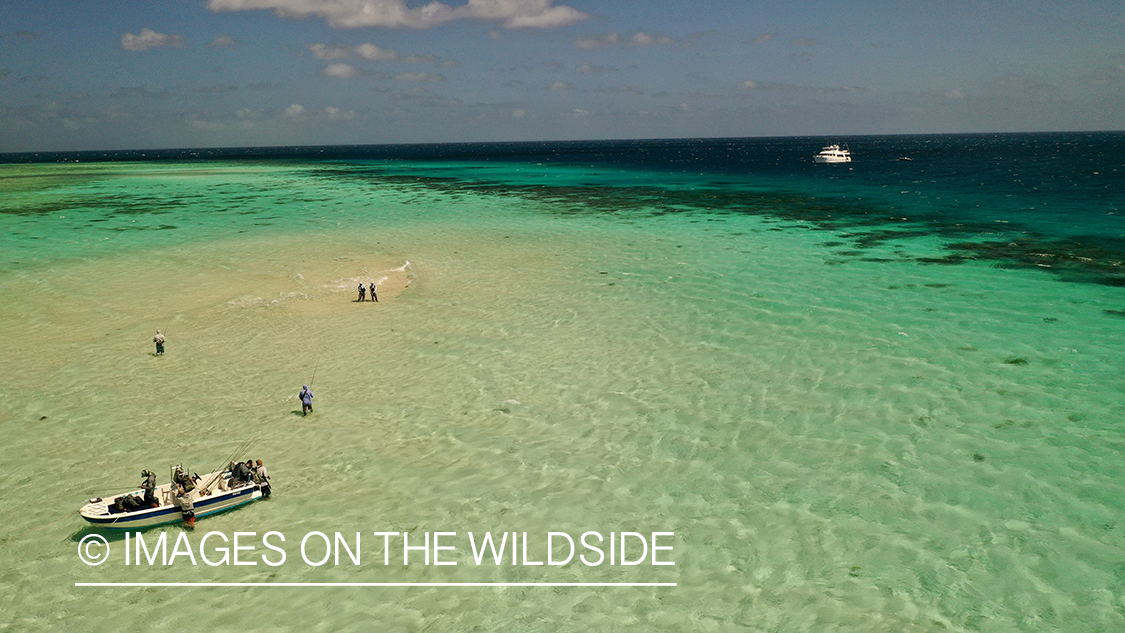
[324,106,356,119]
[576,32,620,49]
[355,43,399,61]
[502,3,586,28]
[210,35,237,48]
[284,103,305,116]
[323,63,360,78]
[120,28,185,52]
[310,42,401,62]
[550,81,570,91]
[576,31,677,49]
[630,32,673,46]
[310,43,351,60]
[742,80,757,89]
[512,109,526,118]
[747,33,776,44]
[945,89,966,99]
[207,0,587,29]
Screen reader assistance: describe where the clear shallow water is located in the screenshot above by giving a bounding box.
[1,134,1124,631]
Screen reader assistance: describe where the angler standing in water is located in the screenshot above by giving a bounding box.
[299,384,314,416]
[153,330,165,355]
[255,459,271,497]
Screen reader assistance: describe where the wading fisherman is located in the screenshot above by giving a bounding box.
[299,384,314,416]
[153,330,165,355]
[358,283,366,302]
[369,282,378,302]
[170,465,196,525]
[254,459,271,497]
[141,469,158,507]
[175,484,195,527]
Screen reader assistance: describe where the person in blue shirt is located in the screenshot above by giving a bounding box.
[299,384,314,416]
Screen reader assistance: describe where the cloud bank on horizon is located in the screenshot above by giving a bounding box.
[1,0,1122,152]
[207,0,589,29]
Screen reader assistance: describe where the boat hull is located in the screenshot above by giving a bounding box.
[80,472,262,529]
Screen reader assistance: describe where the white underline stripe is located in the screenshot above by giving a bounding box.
[76,582,676,587]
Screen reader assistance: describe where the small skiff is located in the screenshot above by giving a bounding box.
[79,468,261,529]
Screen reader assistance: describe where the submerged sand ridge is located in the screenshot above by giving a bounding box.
[0,229,422,438]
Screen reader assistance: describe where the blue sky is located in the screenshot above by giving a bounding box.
[1,0,1122,152]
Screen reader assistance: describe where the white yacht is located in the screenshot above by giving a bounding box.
[814,144,852,164]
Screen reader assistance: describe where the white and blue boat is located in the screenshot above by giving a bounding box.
[79,468,262,529]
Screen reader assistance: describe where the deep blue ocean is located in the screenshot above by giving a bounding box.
[6,132,1124,289]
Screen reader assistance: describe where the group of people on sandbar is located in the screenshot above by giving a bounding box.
[150,280,378,357]
[357,282,378,302]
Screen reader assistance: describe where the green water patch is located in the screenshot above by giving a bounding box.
[310,164,1125,289]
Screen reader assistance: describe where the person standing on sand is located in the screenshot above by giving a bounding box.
[369,282,378,302]
[153,330,165,355]
[358,282,366,302]
[299,384,314,416]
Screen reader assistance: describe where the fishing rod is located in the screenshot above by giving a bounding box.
[196,439,252,495]
[198,438,258,495]
[308,354,322,389]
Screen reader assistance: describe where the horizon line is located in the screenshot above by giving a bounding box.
[5,129,1124,160]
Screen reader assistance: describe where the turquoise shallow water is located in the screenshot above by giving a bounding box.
[1,138,1124,632]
